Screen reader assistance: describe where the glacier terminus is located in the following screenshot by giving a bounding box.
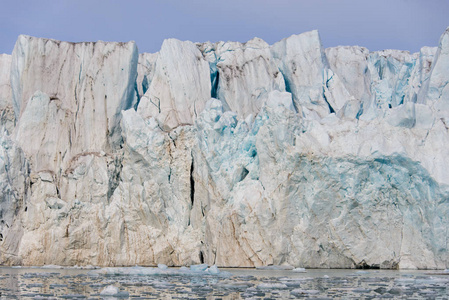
[0,28,449,270]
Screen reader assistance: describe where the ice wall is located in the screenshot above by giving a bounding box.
[0,28,448,269]
[0,54,14,132]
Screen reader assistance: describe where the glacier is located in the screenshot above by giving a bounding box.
[0,28,448,269]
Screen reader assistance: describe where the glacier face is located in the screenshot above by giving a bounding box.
[0,28,448,269]
[0,54,14,133]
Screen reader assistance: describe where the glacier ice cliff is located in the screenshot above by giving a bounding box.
[0,28,448,269]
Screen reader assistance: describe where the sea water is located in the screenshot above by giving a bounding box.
[0,267,448,299]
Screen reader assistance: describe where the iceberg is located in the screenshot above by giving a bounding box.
[206,265,220,274]
[292,268,307,273]
[256,283,288,289]
[190,263,209,272]
[100,285,119,296]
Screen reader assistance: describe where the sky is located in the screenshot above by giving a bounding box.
[0,0,448,54]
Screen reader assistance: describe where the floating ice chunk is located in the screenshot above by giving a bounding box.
[41,265,64,269]
[216,282,250,289]
[257,283,288,289]
[100,285,129,299]
[70,264,98,269]
[190,263,209,272]
[206,265,220,274]
[292,267,307,273]
[157,264,168,270]
[100,285,119,295]
[85,265,99,269]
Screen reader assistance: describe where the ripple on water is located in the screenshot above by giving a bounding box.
[0,267,447,299]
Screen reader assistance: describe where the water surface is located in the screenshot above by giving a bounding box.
[0,267,447,299]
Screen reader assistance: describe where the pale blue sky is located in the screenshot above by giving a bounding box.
[1,0,448,54]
